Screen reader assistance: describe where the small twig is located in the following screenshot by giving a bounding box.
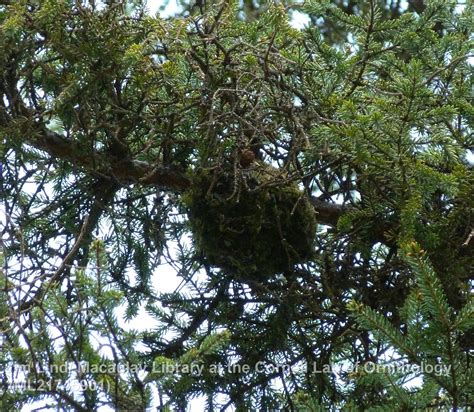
[462,229,474,247]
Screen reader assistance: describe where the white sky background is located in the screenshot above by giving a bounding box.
[15,0,472,410]
[19,3,311,410]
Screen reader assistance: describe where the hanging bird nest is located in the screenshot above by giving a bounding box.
[184,165,317,278]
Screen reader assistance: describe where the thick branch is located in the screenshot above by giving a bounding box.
[27,126,349,227]
[29,127,191,189]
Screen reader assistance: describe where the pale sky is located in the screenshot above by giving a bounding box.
[18,1,471,410]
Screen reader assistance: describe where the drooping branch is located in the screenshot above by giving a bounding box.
[18,178,119,312]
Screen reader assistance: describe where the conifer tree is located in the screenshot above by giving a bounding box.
[1,0,472,409]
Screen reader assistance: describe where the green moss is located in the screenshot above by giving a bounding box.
[184,166,317,278]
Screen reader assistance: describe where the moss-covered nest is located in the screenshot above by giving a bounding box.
[184,166,317,278]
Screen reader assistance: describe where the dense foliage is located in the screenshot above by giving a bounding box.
[1,0,472,410]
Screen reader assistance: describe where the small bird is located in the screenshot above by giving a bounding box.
[239,148,256,167]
